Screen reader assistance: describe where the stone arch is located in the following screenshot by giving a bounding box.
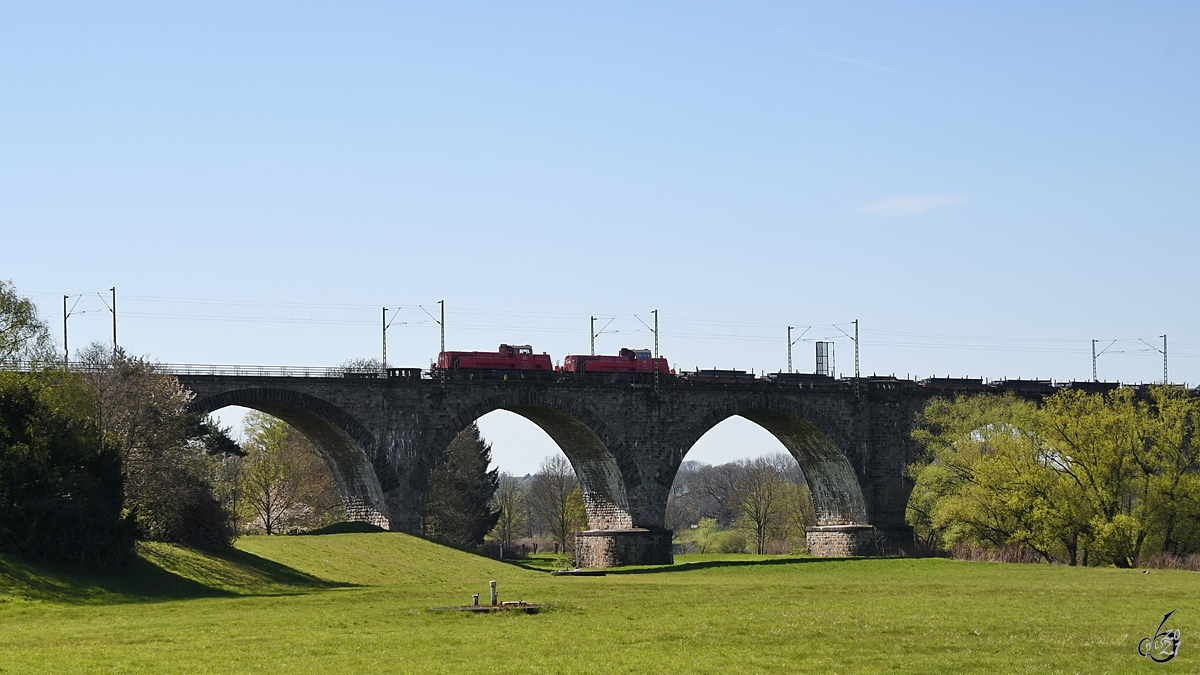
[680,400,869,529]
[189,388,390,529]
[430,394,633,531]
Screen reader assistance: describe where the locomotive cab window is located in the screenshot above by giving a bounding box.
[516,346,532,354]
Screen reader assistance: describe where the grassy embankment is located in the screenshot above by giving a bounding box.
[1,532,1195,673]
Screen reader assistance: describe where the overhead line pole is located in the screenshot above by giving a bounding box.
[439,300,445,386]
[418,301,446,385]
[788,326,793,373]
[1092,339,1098,382]
[854,319,860,398]
[654,309,659,394]
[591,316,595,355]
[1139,335,1169,385]
[786,326,809,374]
[63,295,68,368]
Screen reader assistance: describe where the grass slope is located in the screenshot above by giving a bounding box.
[1,533,1196,674]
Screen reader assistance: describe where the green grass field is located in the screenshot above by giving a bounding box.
[1,533,1194,673]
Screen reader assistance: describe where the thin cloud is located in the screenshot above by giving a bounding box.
[857,194,969,216]
[806,48,894,73]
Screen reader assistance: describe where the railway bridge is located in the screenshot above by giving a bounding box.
[177,369,937,567]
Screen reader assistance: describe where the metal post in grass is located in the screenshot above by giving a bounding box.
[489,580,497,606]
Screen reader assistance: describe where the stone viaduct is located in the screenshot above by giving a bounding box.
[178,371,937,567]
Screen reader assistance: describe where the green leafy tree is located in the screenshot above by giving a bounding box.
[908,388,1200,567]
[692,517,721,553]
[424,423,500,547]
[0,370,134,567]
[0,280,55,366]
[235,412,344,534]
[1138,387,1200,556]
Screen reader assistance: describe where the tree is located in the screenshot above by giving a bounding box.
[665,460,704,531]
[908,393,1065,562]
[235,412,344,534]
[1138,387,1200,556]
[75,343,238,550]
[0,280,55,366]
[424,423,500,547]
[0,370,134,567]
[488,472,527,550]
[0,284,132,567]
[908,388,1200,567]
[339,357,383,374]
[526,454,587,559]
[694,461,744,526]
[733,455,810,555]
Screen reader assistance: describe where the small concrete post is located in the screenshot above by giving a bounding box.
[472,594,479,606]
[489,580,497,606]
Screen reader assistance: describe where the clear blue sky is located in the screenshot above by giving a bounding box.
[4,2,1198,474]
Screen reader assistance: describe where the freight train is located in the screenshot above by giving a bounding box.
[429,344,1136,396]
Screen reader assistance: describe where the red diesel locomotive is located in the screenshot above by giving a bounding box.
[437,344,554,371]
[563,348,670,374]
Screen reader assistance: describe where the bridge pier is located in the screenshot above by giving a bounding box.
[805,525,878,557]
[574,528,674,568]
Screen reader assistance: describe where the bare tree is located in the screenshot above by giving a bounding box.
[489,472,527,550]
[526,454,587,558]
[734,457,788,554]
[696,461,744,526]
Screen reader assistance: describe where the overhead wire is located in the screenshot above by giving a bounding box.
[26,291,1200,359]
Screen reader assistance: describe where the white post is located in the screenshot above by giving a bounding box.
[489,580,497,606]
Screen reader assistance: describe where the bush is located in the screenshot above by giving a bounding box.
[714,529,748,554]
[1140,552,1200,571]
[0,371,135,568]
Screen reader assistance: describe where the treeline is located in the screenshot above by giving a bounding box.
[0,280,510,568]
[908,388,1200,568]
[483,452,818,560]
[667,455,815,554]
[0,281,361,569]
[1,282,244,567]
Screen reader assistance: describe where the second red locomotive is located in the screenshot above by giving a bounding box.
[563,348,670,374]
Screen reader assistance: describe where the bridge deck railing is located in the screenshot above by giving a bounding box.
[158,363,359,378]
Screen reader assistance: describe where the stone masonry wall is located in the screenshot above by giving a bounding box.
[575,529,673,568]
[805,525,878,557]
